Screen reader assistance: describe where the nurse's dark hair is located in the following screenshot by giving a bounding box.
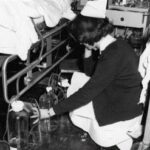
[69,14,114,45]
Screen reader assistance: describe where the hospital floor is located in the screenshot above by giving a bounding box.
[35,115,119,150]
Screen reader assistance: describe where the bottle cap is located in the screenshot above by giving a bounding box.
[11,100,24,112]
[46,86,52,92]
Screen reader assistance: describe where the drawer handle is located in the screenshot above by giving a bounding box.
[120,17,124,21]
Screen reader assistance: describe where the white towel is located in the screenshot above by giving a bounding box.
[67,72,90,97]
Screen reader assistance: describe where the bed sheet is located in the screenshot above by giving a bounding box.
[0,0,76,61]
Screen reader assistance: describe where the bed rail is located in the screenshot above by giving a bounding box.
[2,22,72,104]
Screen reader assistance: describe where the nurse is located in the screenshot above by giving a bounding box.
[33,0,142,149]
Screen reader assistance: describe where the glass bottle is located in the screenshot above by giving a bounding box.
[39,87,52,133]
[8,101,29,150]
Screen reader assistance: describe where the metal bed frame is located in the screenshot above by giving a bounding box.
[1,21,72,104]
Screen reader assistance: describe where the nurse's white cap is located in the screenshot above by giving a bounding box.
[81,0,107,18]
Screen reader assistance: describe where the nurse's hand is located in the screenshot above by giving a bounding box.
[31,108,55,124]
[84,43,98,51]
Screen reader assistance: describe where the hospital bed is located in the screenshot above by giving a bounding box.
[0,2,75,147]
[0,0,75,104]
[1,22,72,103]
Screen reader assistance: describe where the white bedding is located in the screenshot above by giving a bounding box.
[0,0,76,60]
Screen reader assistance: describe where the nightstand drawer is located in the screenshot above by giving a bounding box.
[106,10,144,28]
